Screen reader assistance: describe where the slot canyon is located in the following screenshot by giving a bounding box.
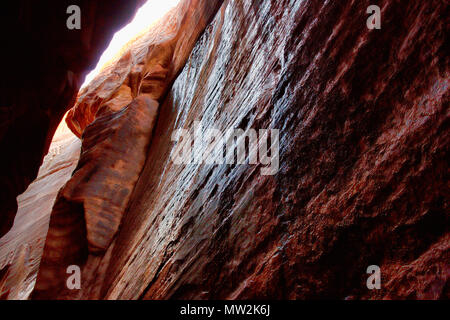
[0,0,448,300]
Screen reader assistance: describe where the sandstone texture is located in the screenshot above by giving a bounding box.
[2,0,449,300]
[32,96,158,299]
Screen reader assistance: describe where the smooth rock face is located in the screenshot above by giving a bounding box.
[0,0,144,237]
[0,121,80,299]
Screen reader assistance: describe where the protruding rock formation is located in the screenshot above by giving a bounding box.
[33,96,158,298]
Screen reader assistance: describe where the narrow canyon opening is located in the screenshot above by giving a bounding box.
[81,0,181,89]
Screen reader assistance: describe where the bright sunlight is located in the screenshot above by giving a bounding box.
[81,0,180,89]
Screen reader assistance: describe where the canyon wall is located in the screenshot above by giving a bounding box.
[2,0,449,299]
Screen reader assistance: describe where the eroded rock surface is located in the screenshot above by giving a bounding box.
[32,96,158,299]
